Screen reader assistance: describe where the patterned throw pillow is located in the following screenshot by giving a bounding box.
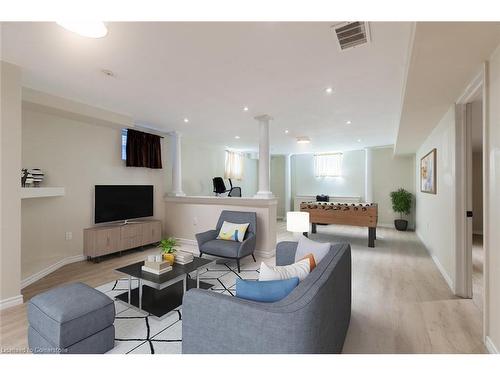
[294,236,331,264]
[301,253,317,271]
[216,221,250,242]
[258,258,311,282]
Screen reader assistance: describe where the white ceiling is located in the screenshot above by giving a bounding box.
[395,22,500,155]
[1,22,413,154]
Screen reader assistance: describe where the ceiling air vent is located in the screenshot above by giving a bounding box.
[332,22,370,51]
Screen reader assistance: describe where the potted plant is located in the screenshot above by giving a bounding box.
[159,237,177,264]
[390,188,413,231]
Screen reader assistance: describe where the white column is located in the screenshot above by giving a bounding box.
[285,154,292,212]
[168,131,186,197]
[254,115,274,199]
[364,147,373,203]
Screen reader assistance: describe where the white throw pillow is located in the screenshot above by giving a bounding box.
[216,221,249,242]
[294,236,331,264]
[259,258,310,282]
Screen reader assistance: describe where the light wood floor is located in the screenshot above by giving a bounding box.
[277,223,486,354]
[0,224,486,354]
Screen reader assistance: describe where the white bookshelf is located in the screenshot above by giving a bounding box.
[21,187,65,199]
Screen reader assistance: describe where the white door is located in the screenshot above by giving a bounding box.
[465,103,474,298]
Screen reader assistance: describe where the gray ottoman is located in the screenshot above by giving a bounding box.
[28,282,115,354]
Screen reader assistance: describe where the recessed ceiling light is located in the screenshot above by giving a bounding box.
[183,118,189,123]
[357,139,362,143]
[296,136,311,144]
[325,87,333,94]
[346,120,352,125]
[243,106,249,112]
[56,21,108,38]
[235,136,240,139]
[285,130,289,134]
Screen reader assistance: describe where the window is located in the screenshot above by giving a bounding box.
[314,153,343,177]
[121,129,128,160]
[225,150,244,180]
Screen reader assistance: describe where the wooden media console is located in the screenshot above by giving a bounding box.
[84,220,162,262]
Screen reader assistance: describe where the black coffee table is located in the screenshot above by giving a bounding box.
[114,257,215,318]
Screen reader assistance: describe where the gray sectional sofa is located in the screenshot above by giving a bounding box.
[182,241,351,354]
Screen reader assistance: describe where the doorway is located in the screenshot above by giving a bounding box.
[468,98,484,312]
[455,69,486,328]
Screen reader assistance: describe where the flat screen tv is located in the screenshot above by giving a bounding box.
[94,185,153,224]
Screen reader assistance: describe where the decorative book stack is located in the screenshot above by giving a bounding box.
[174,251,194,265]
[141,260,172,275]
[29,169,45,187]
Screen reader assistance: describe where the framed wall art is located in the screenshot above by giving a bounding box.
[420,148,437,194]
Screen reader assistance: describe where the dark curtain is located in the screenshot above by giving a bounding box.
[126,129,163,169]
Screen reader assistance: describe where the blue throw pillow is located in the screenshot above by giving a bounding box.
[235,277,299,302]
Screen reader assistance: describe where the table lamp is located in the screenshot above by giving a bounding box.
[286,211,310,239]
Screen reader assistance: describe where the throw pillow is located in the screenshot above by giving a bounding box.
[216,221,250,242]
[294,235,330,264]
[259,258,310,282]
[301,253,317,271]
[235,277,299,303]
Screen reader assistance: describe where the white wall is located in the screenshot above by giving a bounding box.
[472,151,483,234]
[180,145,259,198]
[0,61,22,306]
[21,108,167,280]
[180,139,225,196]
[237,154,258,198]
[372,147,416,228]
[415,106,456,290]
[291,150,366,199]
[486,46,500,353]
[290,149,415,228]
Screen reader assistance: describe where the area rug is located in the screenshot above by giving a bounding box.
[95,259,260,354]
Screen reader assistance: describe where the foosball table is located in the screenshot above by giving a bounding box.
[300,202,378,247]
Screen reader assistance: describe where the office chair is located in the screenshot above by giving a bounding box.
[212,177,241,197]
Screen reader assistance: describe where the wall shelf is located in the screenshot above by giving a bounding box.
[21,187,65,199]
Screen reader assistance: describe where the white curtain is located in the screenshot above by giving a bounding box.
[314,153,343,177]
[225,150,244,180]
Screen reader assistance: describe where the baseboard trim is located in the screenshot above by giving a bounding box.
[416,230,455,293]
[175,238,275,258]
[21,254,86,289]
[430,252,454,292]
[377,222,394,228]
[378,222,415,231]
[485,336,499,354]
[0,294,24,310]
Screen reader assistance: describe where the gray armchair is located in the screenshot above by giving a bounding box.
[195,210,257,272]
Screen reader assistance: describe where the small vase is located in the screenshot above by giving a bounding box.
[163,253,175,265]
